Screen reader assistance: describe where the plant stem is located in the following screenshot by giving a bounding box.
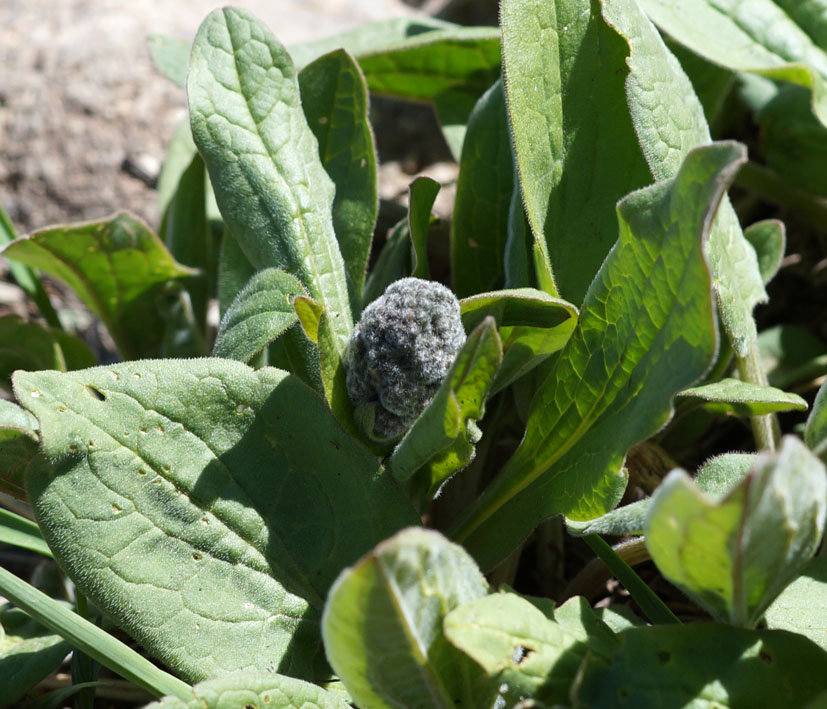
[735,344,779,452]
[582,534,680,625]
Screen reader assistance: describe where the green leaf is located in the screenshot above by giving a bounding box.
[0,603,72,708]
[0,565,191,700]
[322,527,496,709]
[695,453,757,495]
[678,377,807,416]
[144,672,349,709]
[352,27,502,159]
[408,177,440,280]
[666,39,734,123]
[0,399,39,431]
[501,0,653,305]
[157,119,198,219]
[638,0,827,130]
[188,8,353,354]
[459,288,578,393]
[451,80,513,298]
[603,0,768,357]
[0,429,38,500]
[451,142,736,571]
[573,624,827,708]
[758,324,827,389]
[0,315,96,388]
[0,204,61,329]
[806,378,827,461]
[0,507,51,557]
[744,219,786,284]
[217,228,257,318]
[298,49,377,313]
[361,217,412,307]
[388,318,503,509]
[15,359,418,682]
[444,592,616,706]
[212,269,306,363]
[159,146,212,332]
[645,437,827,627]
[1,214,196,359]
[765,555,827,652]
[148,34,190,88]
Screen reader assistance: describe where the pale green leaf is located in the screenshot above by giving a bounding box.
[744,219,785,284]
[695,453,757,495]
[574,624,827,708]
[187,8,352,354]
[148,34,190,88]
[806,378,827,461]
[15,359,418,682]
[765,555,827,652]
[444,593,616,706]
[143,672,349,709]
[389,318,502,509]
[678,377,807,416]
[212,269,306,362]
[501,0,653,304]
[0,214,196,360]
[452,142,735,571]
[645,437,827,627]
[638,0,827,129]
[322,527,496,709]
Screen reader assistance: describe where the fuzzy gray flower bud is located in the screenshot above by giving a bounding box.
[345,277,466,440]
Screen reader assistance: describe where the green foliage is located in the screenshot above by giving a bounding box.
[3,1,827,706]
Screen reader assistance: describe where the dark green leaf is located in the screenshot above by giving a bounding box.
[807,378,827,461]
[188,8,353,355]
[678,377,807,416]
[322,527,496,709]
[217,227,256,318]
[452,142,735,570]
[744,219,786,284]
[0,315,96,387]
[0,429,37,500]
[15,359,418,682]
[574,624,827,708]
[451,80,513,298]
[0,507,51,557]
[212,269,306,363]
[1,214,196,359]
[361,217,412,306]
[501,0,652,304]
[0,604,71,708]
[758,324,827,389]
[408,177,439,280]
[646,437,826,627]
[299,49,377,313]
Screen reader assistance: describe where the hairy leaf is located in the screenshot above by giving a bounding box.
[646,437,827,627]
[452,143,736,570]
[15,359,418,682]
[765,555,827,652]
[678,377,807,416]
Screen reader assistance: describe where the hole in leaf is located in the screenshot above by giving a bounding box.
[511,645,533,665]
[759,649,774,665]
[263,696,271,704]
[192,552,202,561]
[30,390,41,398]
[138,469,147,476]
[111,503,122,513]
[656,650,671,664]
[84,385,106,401]
[133,372,141,379]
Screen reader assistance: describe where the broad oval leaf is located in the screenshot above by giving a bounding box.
[444,593,616,706]
[322,527,496,709]
[501,0,653,305]
[0,603,72,707]
[187,8,353,353]
[638,0,827,130]
[645,436,827,627]
[678,377,807,416]
[0,214,196,360]
[451,142,737,571]
[451,80,513,298]
[573,624,827,708]
[298,49,377,312]
[212,268,306,363]
[144,672,350,709]
[744,219,785,284]
[14,359,418,682]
